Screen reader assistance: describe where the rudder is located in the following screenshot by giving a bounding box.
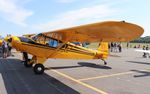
[97,42,109,59]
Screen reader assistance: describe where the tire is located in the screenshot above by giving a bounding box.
[33,64,45,74]
[24,59,33,67]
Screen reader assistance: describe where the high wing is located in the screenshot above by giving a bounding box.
[34,21,144,42]
[23,34,35,37]
[135,49,150,53]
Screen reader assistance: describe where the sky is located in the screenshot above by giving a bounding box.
[0,0,149,37]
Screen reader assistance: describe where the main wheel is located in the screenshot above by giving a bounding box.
[24,59,33,67]
[33,64,45,74]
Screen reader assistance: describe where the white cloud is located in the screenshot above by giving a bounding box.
[0,0,33,26]
[56,0,129,4]
[56,0,78,3]
[33,4,118,32]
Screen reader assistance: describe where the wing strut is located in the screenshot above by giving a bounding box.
[47,42,67,58]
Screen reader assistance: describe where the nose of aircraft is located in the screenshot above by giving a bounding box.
[4,36,21,48]
[4,36,12,43]
[0,39,2,46]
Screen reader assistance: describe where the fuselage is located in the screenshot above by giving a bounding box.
[0,40,2,46]
[10,36,108,60]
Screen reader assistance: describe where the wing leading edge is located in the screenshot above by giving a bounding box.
[37,21,144,42]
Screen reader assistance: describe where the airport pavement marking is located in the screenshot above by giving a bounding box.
[51,69,108,94]
[78,69,150,81]
[139,69,150,71]
[0,74,7,94]
[78,71,134,81]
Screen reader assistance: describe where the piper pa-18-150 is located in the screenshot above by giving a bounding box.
[6,21,144,74]
[0,39,2,46]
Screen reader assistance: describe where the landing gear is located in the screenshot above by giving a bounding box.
[33,64,45,74]
[101,59,107,65]
[143,55,147,58]
[104,61,107,65]
[23,52,33,67]
[24,59,33,67]
[22,53,45,74]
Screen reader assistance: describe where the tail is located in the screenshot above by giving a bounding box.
[97,42,109,59]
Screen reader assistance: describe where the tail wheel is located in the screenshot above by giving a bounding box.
[104,61,107,65]
[33,64,45,74]
[24,59,33,67]
[101,59,107,65]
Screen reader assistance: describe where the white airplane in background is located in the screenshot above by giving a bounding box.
[135,49,150,58]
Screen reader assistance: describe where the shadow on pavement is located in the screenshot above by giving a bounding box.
[0,59,80,94]
[131,69,150,78]
[45,65,82,70]
[0,47,3,58]
[126,61,150,65]
[45,62,112,70]
[78,62,112,69]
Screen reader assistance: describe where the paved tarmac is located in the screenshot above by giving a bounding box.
[0,48,150,94]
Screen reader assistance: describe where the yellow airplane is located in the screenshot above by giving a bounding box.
[7,21,144,74]
[0,39,2,46]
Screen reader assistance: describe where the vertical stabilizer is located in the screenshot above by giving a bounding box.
[97,42,109,59]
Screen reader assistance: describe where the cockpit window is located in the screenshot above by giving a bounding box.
[19,37,35,44]
[48,39,58,47]
[19,34,62,48]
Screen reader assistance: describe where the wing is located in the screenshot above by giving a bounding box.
[41,21,144,42]
[135,49,150,53]
[23,34,35,37]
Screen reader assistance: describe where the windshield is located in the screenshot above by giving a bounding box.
[19,37,35,44]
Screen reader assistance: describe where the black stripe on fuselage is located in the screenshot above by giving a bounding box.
[18,37,95,56]
[21,42,55,49]
[60,44,95,56]
[20,40,95,56]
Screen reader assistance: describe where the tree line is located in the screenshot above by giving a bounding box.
[131,36,150,43]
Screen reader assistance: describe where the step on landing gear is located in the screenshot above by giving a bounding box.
[23,52,33,67]
[24,59,33,67]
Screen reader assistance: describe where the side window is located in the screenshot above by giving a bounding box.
[49,39,58,47]
[53,40,58,47]
[49,39,53,47]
